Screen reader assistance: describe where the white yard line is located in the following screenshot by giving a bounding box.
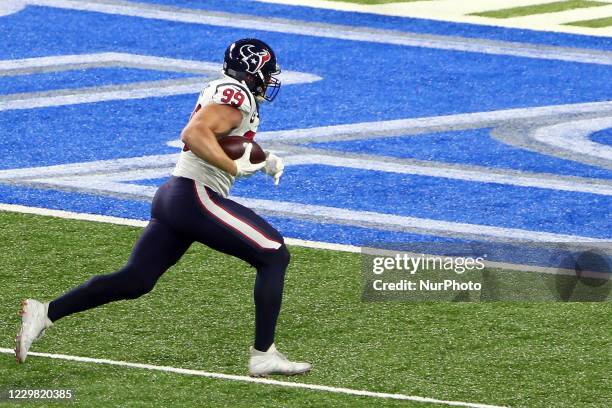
[0,53,321,83]
[0,347,506,407]
[0,203,149,228]
[0,203,361,253]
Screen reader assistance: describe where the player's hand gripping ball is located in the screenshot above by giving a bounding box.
[221,136,267,177]
[218,136,266,163]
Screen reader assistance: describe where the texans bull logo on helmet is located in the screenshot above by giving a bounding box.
[239,44,271,74]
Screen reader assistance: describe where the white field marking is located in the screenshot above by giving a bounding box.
[24,174,612,241]
[236,197,610,243]
[0,154,180,180]
[2,203,610,278]
[256,0,612,37]
[3,165,609,243]
[26,0,612,65]
[0,0,25,17]
[285,154,612,196]
[0,203,148,227]
[496,4,612,26]
[0,53,218,74]
[87,167,172,182]
[3,146,610,196]
[0,82,201,111]
[0,53,321,84]
[0,348,507,408]
[0,105,610,242]
[565,7,612,27]
[2,100,611,195]
[254,101,612,142]
[10,156,605,243]
[532,116,612,162]
[0,82,319,111]
[0,203,360,252]
[27,176,159,197]
[284,237,360,253]
[0,53,321,111]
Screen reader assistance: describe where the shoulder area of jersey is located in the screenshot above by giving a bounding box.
[205,75,255,113]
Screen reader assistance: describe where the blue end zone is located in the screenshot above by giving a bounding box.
[0,97,189,170]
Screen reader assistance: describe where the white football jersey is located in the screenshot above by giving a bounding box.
[172,75,260,197]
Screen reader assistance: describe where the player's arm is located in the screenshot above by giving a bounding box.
[180,103,241,176]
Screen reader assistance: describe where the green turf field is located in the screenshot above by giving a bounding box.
[471,0,608,19]
[566,16,612,27]
[0,212,610,407]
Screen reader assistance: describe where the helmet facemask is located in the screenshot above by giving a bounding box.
[256,64,281,102]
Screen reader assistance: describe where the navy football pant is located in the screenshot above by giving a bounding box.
[47,176,289,352]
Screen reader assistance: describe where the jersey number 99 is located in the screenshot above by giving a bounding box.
[220,88,245,107]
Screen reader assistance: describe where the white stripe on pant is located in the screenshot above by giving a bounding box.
[194,182,282,250]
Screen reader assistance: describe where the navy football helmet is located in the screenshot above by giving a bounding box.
[223,38,281,102]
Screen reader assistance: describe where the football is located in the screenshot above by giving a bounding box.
[218,135,266,164]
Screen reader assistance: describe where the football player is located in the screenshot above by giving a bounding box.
[15,38,311,377]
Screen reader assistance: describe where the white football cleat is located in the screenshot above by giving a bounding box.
[15,299,53,364]
[249,344,311,377]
